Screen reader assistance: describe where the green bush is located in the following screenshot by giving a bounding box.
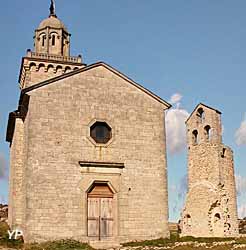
[0,221,24,249]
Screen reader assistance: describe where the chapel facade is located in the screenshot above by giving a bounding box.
[6,2,171,248]
[180,104,239,237]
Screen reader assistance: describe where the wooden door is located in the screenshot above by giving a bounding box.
[88,198,100,237]
[87,183,114,240]
[100,198,113,237]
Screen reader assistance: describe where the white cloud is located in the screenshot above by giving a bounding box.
[170,93,182,106]
[236,175,246,197]
[170,175,188,219]
[235,115,246,146]
[166,93,189,154]
[177,175,188,200]
[238,205,246,219]
[0,153,7,179]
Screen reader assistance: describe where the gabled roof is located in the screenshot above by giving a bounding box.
[185,103,222,124]
[22,61,171,109]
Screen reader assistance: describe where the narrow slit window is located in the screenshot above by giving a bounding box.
[52,35,56,46]
[221,148,226,158]
[42,36,45,47]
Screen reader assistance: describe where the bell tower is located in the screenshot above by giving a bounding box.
[181,103,239,238]
[19,0,85,89]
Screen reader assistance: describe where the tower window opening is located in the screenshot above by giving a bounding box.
[204,125,211,142]
[42,36,45,47]
[197,108,205,123]
[192,130,198,145]
[214,213,221,222]
[221,148,226,158]
[52,35,56,46]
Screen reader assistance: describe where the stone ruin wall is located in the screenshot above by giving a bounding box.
[181,104,239,237]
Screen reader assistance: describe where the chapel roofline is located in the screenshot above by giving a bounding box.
[20,61,172,109]
[7,62,171,143]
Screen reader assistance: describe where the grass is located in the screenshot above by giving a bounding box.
[122,231,246,248]
[1,222,246,250]
[0,222,92,250]
[0,221,23,249]
[172,246,234,250]
[23,240,93,250]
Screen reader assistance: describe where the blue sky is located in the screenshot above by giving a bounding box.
[0,0,245,222]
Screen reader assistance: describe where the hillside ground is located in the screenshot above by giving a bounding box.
[1,222,246,250]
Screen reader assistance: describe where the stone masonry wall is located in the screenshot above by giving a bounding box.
[19,65,169,243]
[8,118,25,229]
[181,104,239,237]
[220,146,239,236]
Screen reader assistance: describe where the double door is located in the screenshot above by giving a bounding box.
[88,197,113,240]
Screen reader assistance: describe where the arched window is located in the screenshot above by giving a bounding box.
[42,36,46,47]
[39,33,46,48]
[52,34,56,46]
[204,125,211,142]
[192,130,198,145]
[197,108,205,123]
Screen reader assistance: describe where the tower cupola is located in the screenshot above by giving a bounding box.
[34,0,70,56]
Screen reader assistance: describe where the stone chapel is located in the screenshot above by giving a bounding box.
[180,104,239,237]
[6,1,171,247]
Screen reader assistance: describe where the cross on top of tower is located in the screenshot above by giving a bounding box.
[49,0,56,17]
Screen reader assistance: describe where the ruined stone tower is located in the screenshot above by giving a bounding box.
[181,103,239,237]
